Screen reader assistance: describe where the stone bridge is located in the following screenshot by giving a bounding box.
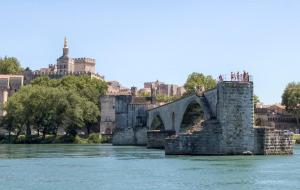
[148,81,254,154]
[147,92,216,133]
[147,81,293,155]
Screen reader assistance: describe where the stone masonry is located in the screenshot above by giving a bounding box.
[100,92,155,146]
[148,81,293,155]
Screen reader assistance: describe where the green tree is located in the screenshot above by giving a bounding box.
[156,94,180,103]
[282,82,300,126]
[138,91,150,97]
[1,76,107,141]
[253,95,260,107]
[184,72,217,95]
[0,56,22,74]
[81,100,100,135]
[1,89,26,142]
[30,75,107,106]
[1,84,101,140]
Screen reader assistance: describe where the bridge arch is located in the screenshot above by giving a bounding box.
[147,94,212,133]
[177,99,204,133]
[150,114,166,131]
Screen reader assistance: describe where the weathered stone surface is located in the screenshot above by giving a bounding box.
[203,88,217,118]
[147,130,176,149]
[112,128,135,145]
[160,81,293,155]
[217,82,254,154]
[112,127,148,145]
[135,127,148,145]
[254,127,293,155]
[165,120,222,155]
[147,95,212,133]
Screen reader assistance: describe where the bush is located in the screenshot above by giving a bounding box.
[16,135,26,143]
[88,133,101,144]
[74,135,88,144]
[292,134,300,144]
[55,135,75,143]
[99,135,112,143]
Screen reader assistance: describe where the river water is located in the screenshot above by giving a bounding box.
[0,144,299,190]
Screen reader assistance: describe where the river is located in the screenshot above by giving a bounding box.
[0,144,299,190]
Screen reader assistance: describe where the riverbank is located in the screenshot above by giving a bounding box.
[0,133,111,144]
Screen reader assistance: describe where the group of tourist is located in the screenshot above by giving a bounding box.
[231,71,250,82]
[218,71,250,82]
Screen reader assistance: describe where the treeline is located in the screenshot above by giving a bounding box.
[0,56,23,74]
[0,76,107,143]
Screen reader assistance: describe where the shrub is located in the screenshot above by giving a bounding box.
[74,135,88,144]
[88,133,101,144]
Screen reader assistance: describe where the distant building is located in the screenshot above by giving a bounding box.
[106,81,131,95]
[24,37,104,83]
[142,80,185,97]
[137,88,151,95]
[0,75,24,116]
[56,37,96,74]
[255,103,299,132]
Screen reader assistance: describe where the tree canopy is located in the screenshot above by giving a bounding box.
[155,94,180,103]
[184,72,217,95]
[30,75,107,106]
[0,76,107,141]
[282,82,300,125]
[0,56,23,74]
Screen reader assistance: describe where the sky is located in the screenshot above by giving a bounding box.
[0,0,299,104]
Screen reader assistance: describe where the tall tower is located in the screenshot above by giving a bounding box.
[63,36,69,57]
[56,37,74,73]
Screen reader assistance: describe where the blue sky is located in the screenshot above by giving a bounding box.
[0,0,299,104]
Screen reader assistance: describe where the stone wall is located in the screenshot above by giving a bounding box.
[111,95,149,145]
[217,82,254,154]
[112,127,135,145]
[114,95,132,129]
[147,130,176,149]
[203,89,217,117]
[165,81,256,155]
[112,127,147,145]
[100,96,116,134]
[165,120,222,155]
[254,127,293,155]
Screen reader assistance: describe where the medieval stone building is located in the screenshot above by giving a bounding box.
[55,37,96,74]
[100,87,157,145]
[24,37,104,84]
[142,80,186,97]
